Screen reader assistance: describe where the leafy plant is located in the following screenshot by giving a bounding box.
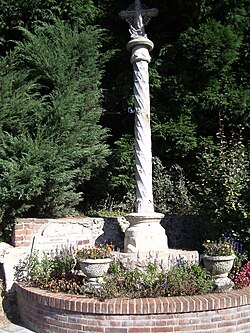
[15,247,76,286]
[221,233,248,273]
[52,247,76,275]
[75,244,113,260]
[26,252,55,285]
[93,261,214,299]
[46,273,84,294]
[98,261,168,299]
[152,156,192,215]
[232,261,250,288]
[192,124,250,247]
[203,239,234,256]
[166,264,214,296]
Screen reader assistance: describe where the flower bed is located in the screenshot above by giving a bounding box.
[15,283,250,333]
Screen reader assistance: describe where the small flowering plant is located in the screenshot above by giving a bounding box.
[232,261,250,288]
[203,239,234,256]
[75,244,113,260]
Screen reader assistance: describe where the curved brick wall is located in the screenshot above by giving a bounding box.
[15,283,250,333]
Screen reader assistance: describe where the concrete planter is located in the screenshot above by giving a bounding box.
[203,254,236,288]
[78,258,112,285]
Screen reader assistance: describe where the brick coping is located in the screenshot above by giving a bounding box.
[14,283,250,315]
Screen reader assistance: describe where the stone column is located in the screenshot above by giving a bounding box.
[129,37,154,213]
[120,1,168,253]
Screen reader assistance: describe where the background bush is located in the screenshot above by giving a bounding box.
[0,20,110,239]
[192,125,250,250]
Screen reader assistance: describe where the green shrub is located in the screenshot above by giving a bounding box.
[16,247,76,286]
[166,264,214,296]
[85,153,192,216]
[192,125,250,248]
[0,19,110,239]
[152,157,192,215]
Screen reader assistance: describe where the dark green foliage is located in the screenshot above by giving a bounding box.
[0,0,99,54]
[82,134,135,215]
[192,126,250,246]
[0,20,110,238]
[152,157,192,215]
[151,19,249,162]
[109,135,135,199]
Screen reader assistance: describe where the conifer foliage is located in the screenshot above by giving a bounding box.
[0,20,109,238]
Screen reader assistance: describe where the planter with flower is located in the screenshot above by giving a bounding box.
[202,239,236,289]
[75,244,113,285]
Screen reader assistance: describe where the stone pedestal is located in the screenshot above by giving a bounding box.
[124,212,168,253]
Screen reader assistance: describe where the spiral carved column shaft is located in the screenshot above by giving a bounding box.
[123,39,168,253]
[130,40,154,213]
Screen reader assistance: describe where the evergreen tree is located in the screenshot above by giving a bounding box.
[0,20,110,239]
[0,0,99,55]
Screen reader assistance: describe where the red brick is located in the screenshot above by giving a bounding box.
[173,325,196,331]
[221,313,240,320]
[165,319,178,326]
[25,229,34,235]
[235,323,250,331]
[14,235,25,241]
[215,328,235,333]
[14,224,24,230]
[15,282,250,333]
[62,322,82,330]
[83,326,104,332]
[151,328,174,333]
[105,328,128,333]
[177,319,191,326]
[128,299,136,314]
[218,320,237,327]
[184,296,195,312]
[237,317,250,325]
[153,320,168,326]
[128,328,151,333]
[195,323,218,330]
[131,319,153,327]
[106,299,116,314]
[14,229,26,235]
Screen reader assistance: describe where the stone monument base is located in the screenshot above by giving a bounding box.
[113,248,199,270]
[124,212,168,253]
[122,212,199,269]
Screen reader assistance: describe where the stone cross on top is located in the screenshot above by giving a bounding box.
[119,0,158,39]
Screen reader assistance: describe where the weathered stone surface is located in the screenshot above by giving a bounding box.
[2,247,29,291]
[31,222,93,253]
[124,212,168,252]
[0,243,13,264]
[114,248,199,271]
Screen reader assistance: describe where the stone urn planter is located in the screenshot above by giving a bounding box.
[78,258,112,285]
[203,254,236,289]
